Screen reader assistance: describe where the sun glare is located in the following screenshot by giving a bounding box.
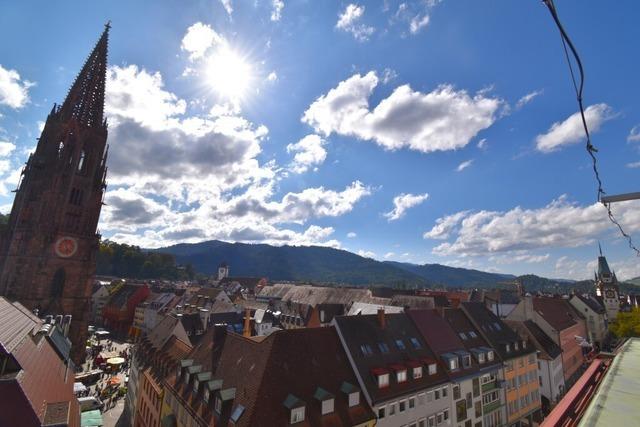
[205,47,253,102]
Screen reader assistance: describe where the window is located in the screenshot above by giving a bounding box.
[437,412,443,424]
[418,418,426,427]
[348,392,359,407]
[519,358,524,368]
[448,357,459,371]
[456,400,467,422]
[435,388,440,400]
[378,373,389,388]
[231,405,245,423]
[321,399,334,415]
[50,268,66,298]
[413,367,423,379]
[215,396,222,414]
[453,385,461,400]
[193,379,199,393]
[487,351,494,361]
[472,378,480,397]
[184,372,190,385]
[505,344,511,353]
[443,409,449,421]
[378,342,390,353]
[428,363,437,375]
[395,339,406,350]
[442,386,448,398]
[397,370,407,383]
[377,406,385,419]
[483,391,499,405]
[478,352,486,364]
[459,332,468,340]
[515,342,519,350]
[410,337,421,349]
[462,354,471,368]
[428,415,436,427]
[360,344,373,356]
[399,400,406,412]
[493,322,502,331]
[389,402,396,416]
[469,331,477,338]
[290,407,305,423]
[409,396,415,409]
[475,400,482,418]
[77,150,86,172]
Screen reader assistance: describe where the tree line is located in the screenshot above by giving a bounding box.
[97,240,195,280]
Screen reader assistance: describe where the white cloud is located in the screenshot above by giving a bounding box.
[456,159,473,172]
[381,68,397,84]
[515,89,543,109]
[303,72,502,154]
[0,64,34,109]
[220,0,233,16]
[489,252,550,265]
[384,192,429,221]
[409,14,430,34]
[628,125,640,142]
[554,256,597,281]
[384,251,395,259]
[267,71,278,82]
[347,232,357,238]
[535,103,613,153]
[101,63,371,248]
[286,134,327,173]
[0,141,16,157]
[181,22,224,60]
[626,161,640,169]
[428,195,640,257]
[271,0,284,21]
[477,138,487,149]
[357,249,376,258]
[336,4,375,42]
[423,211,468,240]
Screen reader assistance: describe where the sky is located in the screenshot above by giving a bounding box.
[1,0,640,280]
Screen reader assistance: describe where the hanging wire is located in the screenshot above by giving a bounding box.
[543,0,640,256]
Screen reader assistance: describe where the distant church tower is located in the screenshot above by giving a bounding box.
[0,25,110,364]
[218,262,229,281]
[594,244,620,321]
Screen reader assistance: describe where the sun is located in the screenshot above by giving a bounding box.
[205,47,253,102]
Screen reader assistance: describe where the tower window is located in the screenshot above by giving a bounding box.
[58,142,65,159]
[51,268,65,298]
[69,188,83,206]
[77,150,86,173]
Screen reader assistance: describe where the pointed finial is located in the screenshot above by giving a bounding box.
[598,242,603,257]
[105,20,111,31]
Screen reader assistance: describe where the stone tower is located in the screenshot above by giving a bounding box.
[0,24,110,364]
[594,244,620,321]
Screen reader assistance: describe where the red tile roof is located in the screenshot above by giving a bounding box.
[533,297,579,331]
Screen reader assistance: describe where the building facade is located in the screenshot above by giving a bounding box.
[569,294,607,347]
[0,25,111,364]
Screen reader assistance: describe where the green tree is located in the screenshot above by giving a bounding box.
[609,308,640,338]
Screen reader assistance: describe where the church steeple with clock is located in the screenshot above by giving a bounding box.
[0,24,110,364]
[594,244,620,321]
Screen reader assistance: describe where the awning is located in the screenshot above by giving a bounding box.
[107,357,125,365]
[81,410,103,427]
[74,382,88,393]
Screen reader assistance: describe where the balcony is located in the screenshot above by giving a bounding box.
[482,380,499,393]
[483,400,501,414]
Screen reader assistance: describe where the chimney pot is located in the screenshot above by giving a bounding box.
[377,308,386,329]
[243,308,252,337]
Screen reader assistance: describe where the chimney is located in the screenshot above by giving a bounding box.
[243,308,252,337]
[199,308,210,331]
[63,315,72,337]
[377,308,386,329]
[55,314,63,326]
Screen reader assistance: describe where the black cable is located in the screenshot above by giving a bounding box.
[543,0,640,256]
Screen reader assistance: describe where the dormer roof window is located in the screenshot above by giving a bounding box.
[284,394,306,424]
[442,353,459,371]
[505,343,511,353]
[340,382,361,407]
[514,341,519,350]
[371,367,390,388]
[389,364,407,383]
[314,387,335,415]
[487,350,495,361]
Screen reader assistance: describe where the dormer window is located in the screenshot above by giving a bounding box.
[478,352,486,363]
[413,367,423,379]
[397,370,407,383]
[505,344,511,353]
[523,340,527,349]
[215,396,222,414]
[291,407,305,424]
[514,342,519,350]
[428,363,437,375]
[321,398,334,415]
[443,353,459,371]
[314,388,335,415]
[487,350,494,361]
[193,379,199,393]
[462,354,471,368]
[204,390,210,403]
[348,392,359,407]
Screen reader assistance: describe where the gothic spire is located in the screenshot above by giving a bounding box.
[59,22,110,128]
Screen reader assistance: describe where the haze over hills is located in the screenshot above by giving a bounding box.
[152,239,602,290]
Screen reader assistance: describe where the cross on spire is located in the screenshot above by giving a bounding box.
[59,24,110,128]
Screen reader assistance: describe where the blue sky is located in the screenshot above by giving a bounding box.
[1,0,639,280]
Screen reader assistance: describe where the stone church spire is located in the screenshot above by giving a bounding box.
[59,22,110,128]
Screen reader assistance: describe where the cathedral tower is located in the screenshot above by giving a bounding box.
[594,244,620,321]
[0,24,110,364]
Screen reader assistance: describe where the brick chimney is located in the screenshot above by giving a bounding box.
[243,308,252,337]
[377,308,386,329]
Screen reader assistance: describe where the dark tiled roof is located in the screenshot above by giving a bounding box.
[533,297,579,331]
[505,320,561,360]
[597,256,612,276]
[43,401,70,425]
[442,308,499,366]
[391,295,435,309]
[0,382,41,427]
[0,298,39,353]
[461,302,534,361]
[576,294,606,315]
[220,277,265,290]
[334,312,449,404]
[408,309,479,379]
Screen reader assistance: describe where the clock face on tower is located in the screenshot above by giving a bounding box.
[605,290,615,298]
[55,236,78,258]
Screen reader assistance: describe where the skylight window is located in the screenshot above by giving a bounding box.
[395,339,406,350]
[231,405,245,423]
[469,331,477,338]
[360,344,373,356]
[459,332,468,340]
[378,342,390,353]
[410,337,421,349]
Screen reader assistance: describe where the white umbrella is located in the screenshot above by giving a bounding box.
[74,382,87,393]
